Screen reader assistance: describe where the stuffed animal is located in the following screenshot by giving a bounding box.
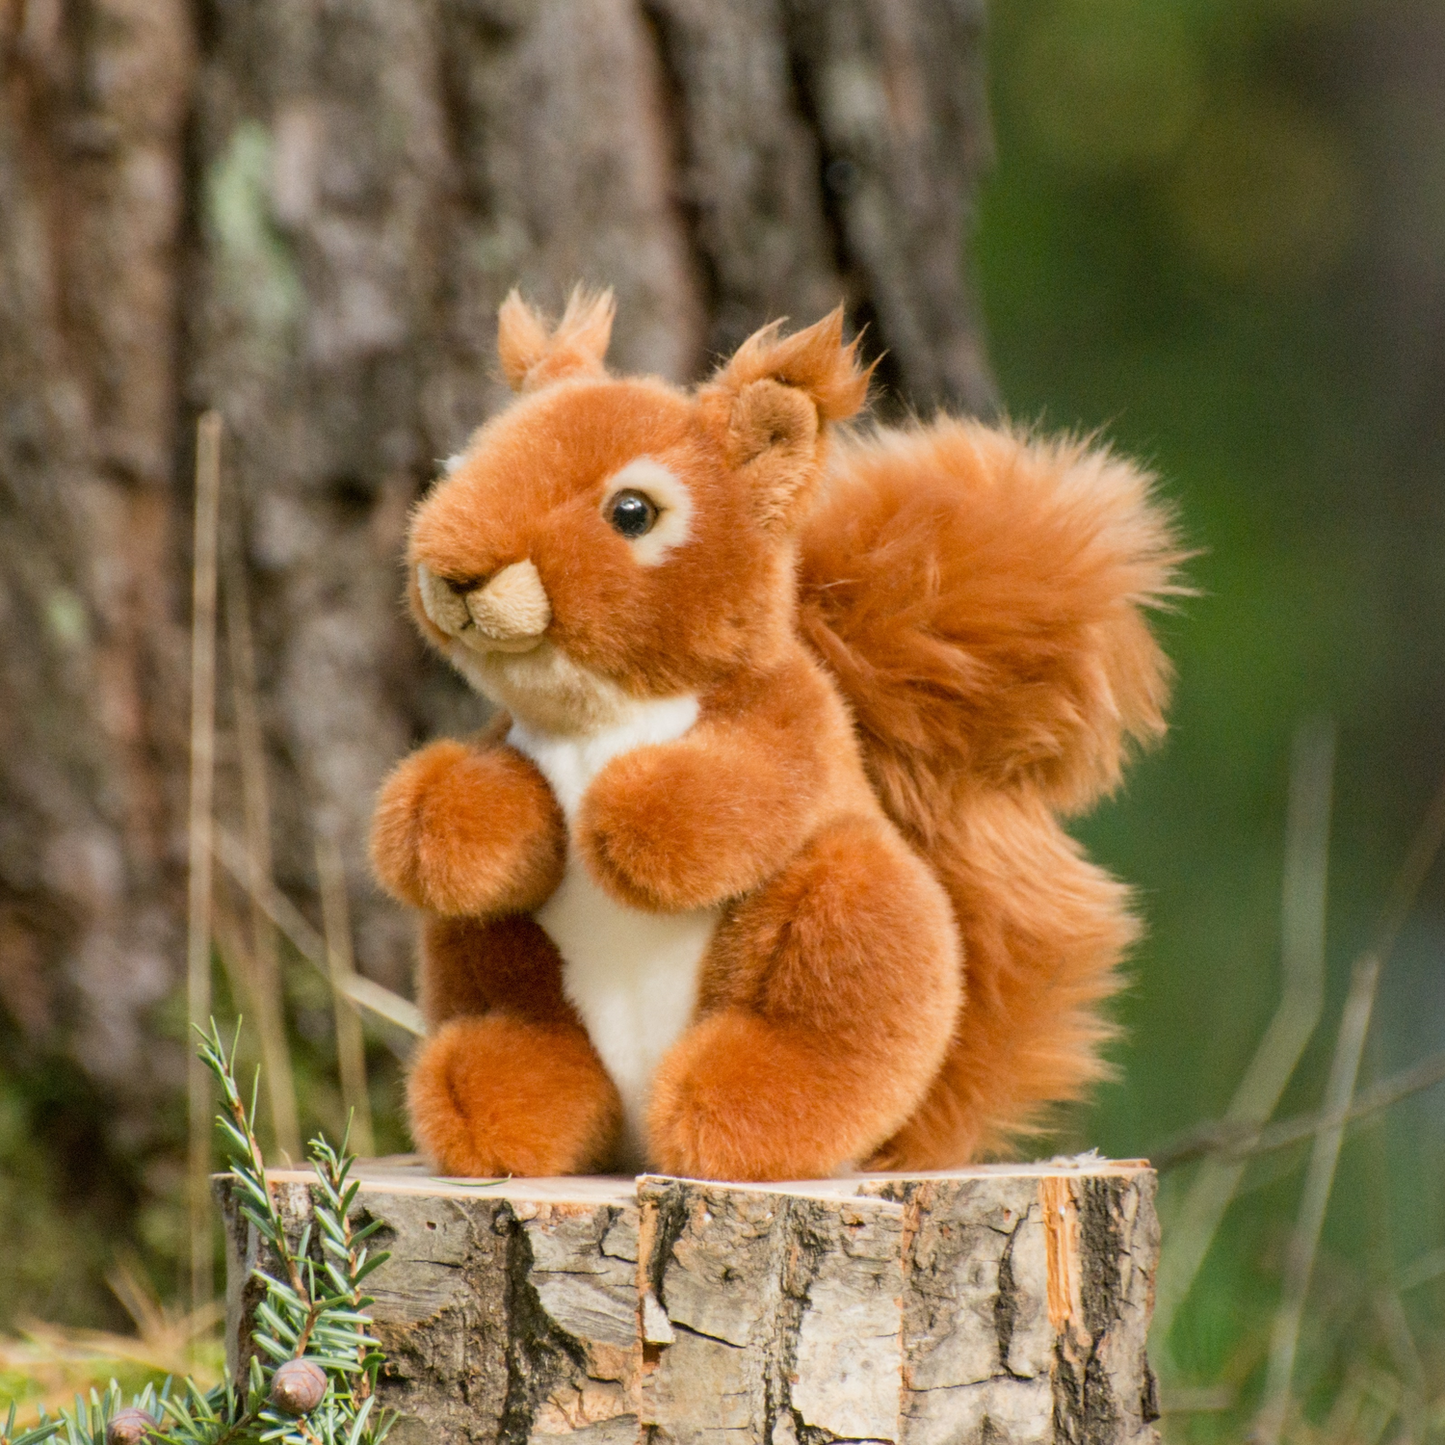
[371,288,1182,1181]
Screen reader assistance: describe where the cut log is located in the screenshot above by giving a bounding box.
[220,1157,1160,1445]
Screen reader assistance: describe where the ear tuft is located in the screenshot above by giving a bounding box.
[497,291,552,391]
[497,284,616,393]
[699,307,873,532]
[711,305,873,423]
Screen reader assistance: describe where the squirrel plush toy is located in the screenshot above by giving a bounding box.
[371,288,1182,1181]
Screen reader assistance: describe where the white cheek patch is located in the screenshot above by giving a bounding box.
[603,457,693,566]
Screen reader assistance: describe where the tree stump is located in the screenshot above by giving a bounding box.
[221,1157,1160,1444]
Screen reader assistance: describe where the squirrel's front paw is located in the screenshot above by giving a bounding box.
[576,747,772,911]
[371,740,564,915]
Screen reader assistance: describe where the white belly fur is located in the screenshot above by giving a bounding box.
[507,695,714,1169]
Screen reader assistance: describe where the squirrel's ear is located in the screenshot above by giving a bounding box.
[497,284,615,392]
[701,306,873,531]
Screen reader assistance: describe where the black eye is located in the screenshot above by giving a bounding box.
[607,489,659,539]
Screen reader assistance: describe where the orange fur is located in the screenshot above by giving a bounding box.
[408,916,625,1171]
[371,738,565,915]
[418,913,572,1028]
[372,298,1183,1179]
[497,285,615,393]
[575,658,858,912]
[650,814,959,1178]
[799,422,1184,820]
[797,421,1187,1159]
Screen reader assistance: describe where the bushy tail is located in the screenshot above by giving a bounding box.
[797,418,1187,1160]
[799,419,1185,830]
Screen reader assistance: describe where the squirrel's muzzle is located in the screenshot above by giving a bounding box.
[416,559,552,653]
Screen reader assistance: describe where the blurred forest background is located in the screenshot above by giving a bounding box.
[2,0,1444,1441]
[980,0,1445,1439]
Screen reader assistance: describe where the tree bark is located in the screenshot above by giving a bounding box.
[0,0,993,1318]
[0,0,196,1321]
[221,1160,1159,1445]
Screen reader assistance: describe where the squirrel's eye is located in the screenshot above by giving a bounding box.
[607,489,659,539]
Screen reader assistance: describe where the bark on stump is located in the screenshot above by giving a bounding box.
[221,1157,1160,1445]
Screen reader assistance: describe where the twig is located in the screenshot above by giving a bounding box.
[1156,750,1445,1399]
[1397,1244,1445,1294]
[1153,1045,1445,1169]
[223,503,302,1162]
[1253,951,1382,1445]
[186,411,224,1315]
[1159,1384,1236,1415]
[212,825,425,1041]
[315,830,375,1156]
[1152,719,1335,1350]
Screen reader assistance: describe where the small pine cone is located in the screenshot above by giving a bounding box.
[270,1358,329,1415]
[106,1408,159,1444]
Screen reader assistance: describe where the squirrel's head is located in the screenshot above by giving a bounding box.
[406,287,870,734]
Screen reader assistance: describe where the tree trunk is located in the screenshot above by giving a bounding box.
[0,0,196,1321]
[0,0,993,1319]
[222,1160,1160,1445]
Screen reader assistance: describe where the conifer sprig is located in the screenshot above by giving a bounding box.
[2,1398,63,1445]
[16,1021,394,1445]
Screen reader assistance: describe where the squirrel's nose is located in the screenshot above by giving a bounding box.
[463,560,552,647]
[416,560,551,652]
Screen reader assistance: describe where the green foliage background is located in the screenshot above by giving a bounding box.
[978,0,1445,1434]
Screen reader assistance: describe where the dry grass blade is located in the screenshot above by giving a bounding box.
[1155,758,1445,1183]
[212,824,424,1040]
[210,891,291,1161]
[1254,951,1382,1445]
[338,973,426,1041]
[0,1266,222,1419]
[315,828,375,1156]
[106,1259,224,1375]
[1248,758,1445,1443]
[1367,762,1445,971]
[1372,1288,1428,1441]
[185,411,223,1315]
[1160,1384,1237,1414]
[1317,1365,1402,1445]
[1152,718,1335,1351]
[222,503,301,1162]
